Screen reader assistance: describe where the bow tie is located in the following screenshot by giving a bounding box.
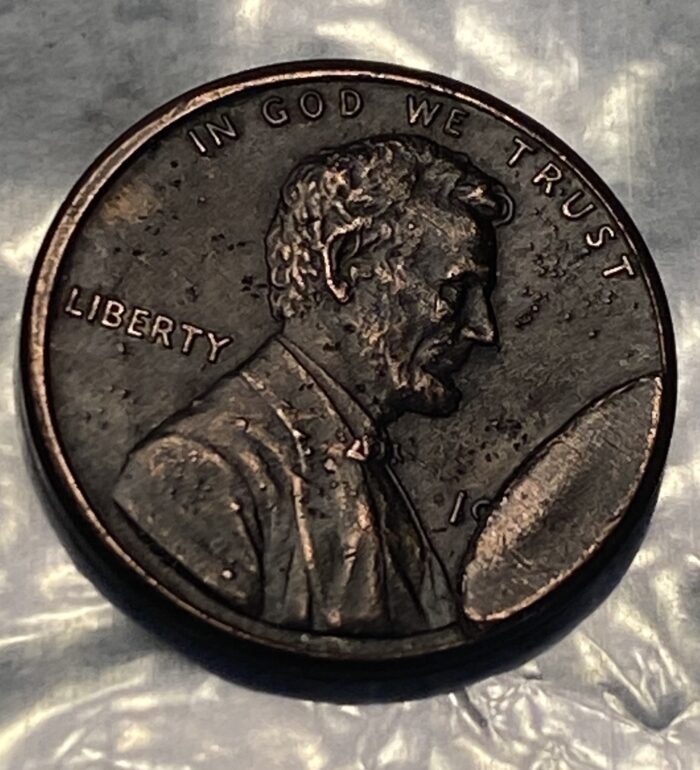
[345,433,389,462]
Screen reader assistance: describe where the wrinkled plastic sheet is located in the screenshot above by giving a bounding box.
[1,2,699,768]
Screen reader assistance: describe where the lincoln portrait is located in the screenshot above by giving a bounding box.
[113,134,655,637]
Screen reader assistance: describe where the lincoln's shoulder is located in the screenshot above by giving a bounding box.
[113,370,272,526]
[112,366,275,615]
[156,369,263,448]
[153,338,297,447]
[117,338,305,489]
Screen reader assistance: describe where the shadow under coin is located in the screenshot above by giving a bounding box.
[18,370,659,702]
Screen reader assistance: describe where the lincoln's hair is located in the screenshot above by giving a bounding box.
[264,134,505,321]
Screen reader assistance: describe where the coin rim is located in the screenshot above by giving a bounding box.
[20,59,677,662]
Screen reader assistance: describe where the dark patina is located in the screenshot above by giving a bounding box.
[21,62,675,667]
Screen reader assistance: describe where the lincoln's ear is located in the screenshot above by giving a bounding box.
[322,225,363,304]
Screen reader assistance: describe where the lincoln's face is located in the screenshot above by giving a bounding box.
[352,194,498,417]
[264,135,505,421]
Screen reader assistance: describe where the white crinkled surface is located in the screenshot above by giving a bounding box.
[1,1,698,768]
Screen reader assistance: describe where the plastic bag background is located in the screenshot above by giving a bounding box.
[1,1,698,768]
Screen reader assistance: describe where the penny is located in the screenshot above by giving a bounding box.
[21,61,675,666]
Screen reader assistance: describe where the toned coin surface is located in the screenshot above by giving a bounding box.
[21,61,675,664]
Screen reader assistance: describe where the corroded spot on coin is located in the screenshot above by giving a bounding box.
[22,61,675,664]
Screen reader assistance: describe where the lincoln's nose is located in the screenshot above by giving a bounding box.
[459,286,499,347]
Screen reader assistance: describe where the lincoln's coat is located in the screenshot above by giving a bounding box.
[114,336,458,635]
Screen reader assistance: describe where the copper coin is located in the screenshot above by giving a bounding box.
[21,61,675,667]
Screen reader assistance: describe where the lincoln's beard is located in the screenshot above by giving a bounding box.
[395,336,475,418]
[355,305,472,423]
[390,367,463,419]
